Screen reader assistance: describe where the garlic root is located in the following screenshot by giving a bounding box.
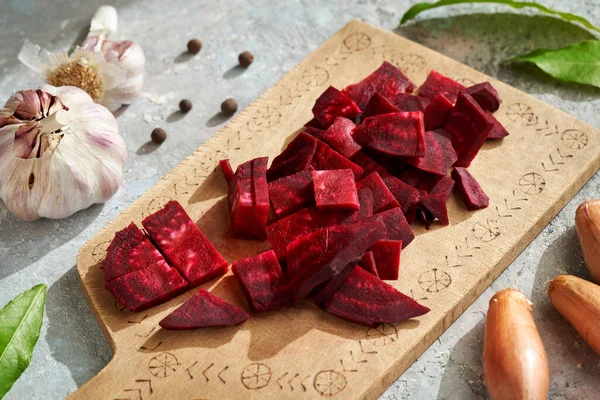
[575,200,600,284]
[548,275,600,355]
[483,289,549,400]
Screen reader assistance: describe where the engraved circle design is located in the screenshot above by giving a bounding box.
[418,268,451,293]
[561,129,588,150]
[390,53,427,73]
[314,370,347,397]
[91,240,111,263]
[146,196,173,216]
[472,220,501,242]
[506,103,538,126]
[241,362,272,390]
[342,32,371,52]
[455,77,476,86]
[301,66,330,87]
[247,106,282,132]
[148,352,180,378]
[519,172,546,195]
[366,323,399,346]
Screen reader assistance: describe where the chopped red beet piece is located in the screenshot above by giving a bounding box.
[142,200,229,286]
[403,129,458,176]
[103,223,167,282]
[323,265,430,327]
[309,187,373,228]
[359,251,378,277]
[396,166,443,193]
[365,207,414,247]
[312,117,361,158]
[430,176,455,199]
[232,250,290,311]
[312,86,361,128]
[424,93,454,131]
[312,169,359,211]
[357,172,400,213]
[286,217,387,302]
[389,93,430,112]
[311,262,356,306]
[268,170,314,217]
[267,132,317,181]
[362,93,399,119]
[465,82,500,112]
[266,208,315,260]
[305,117,325,129]
[487,113,510,139]
[419,193,450,225]
[418,70,465,103]
[219,159,234,185]
[370,240,402,280]
[353,112,425,157]
[105,262,188,312]
[303,126,325,137]
[342,61,416,109]
[311,139,364,179]
[452,167,489,210]
[445,93,494,168]
[159,289,249,329]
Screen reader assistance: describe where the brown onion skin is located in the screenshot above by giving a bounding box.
[548,275,600,355]
[575,200,600,284]
[483,289,549,400]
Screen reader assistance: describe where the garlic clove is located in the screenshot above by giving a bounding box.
[576,200,600,284]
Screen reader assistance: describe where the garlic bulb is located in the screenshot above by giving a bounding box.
[0,85,127,221]
[18,6,145,112]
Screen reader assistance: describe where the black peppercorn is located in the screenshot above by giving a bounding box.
[221,98,238,116]
[238,51,254,67]
[179,99,193,113]
[151,128,167,144]
[187,39,202,54]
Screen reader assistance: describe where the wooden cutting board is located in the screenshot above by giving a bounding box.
[72,20,600,400]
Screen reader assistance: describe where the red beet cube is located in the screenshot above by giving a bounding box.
[323,265,430,327]
[389,93,430,112]
[342,61,416,109]
[403,129,458,176]
[268,170,314,217]
[312,169,359,211]
[313,117,361,158]
[362,93,399,119]
[311,139,364,179]
[418,70,465,103]
[465,82,500,112]
[267,132,317,181]
[424,93,454,131]
[312,86,361,128]
[105,262,188,312]
[232,250,291,311]
[487,113,510,139]
[142,200,229,287]
[365,207,414,248]
[419,193,450,225]
[359,251,378,277]
[353,112,425,157]
[357,172,400,213]
[370,240,402,280]
[309,187,373,228]
[219,159,234,185]
[104,223,166,282]
[159,289,249,329]
[286,217,387,302]
[266,208,315,260]
[452,167,489,210]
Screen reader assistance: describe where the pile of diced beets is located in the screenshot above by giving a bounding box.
[103,62,505,329]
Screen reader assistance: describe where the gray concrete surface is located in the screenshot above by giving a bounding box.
[0,1,599,399]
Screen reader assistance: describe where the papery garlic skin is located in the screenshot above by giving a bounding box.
[0,86,127,221]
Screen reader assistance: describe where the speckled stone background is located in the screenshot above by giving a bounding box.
[0,1,599,399]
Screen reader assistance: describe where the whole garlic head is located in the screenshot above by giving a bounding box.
[0,85,127,221]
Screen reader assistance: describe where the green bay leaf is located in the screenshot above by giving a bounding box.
[0,284,47,399]
[511,40,600,87]
[400,0,600,33]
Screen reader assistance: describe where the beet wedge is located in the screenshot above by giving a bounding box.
[313,169,359,211]
[311,139,364,179]
[359,251,378,277]
[266,208,315,260]
[159,289,249,329]
[418,70,465,103]
[465,82,500,112]
[106,262,188,312]
[357,172,400,213]
[268,170,314,217]
[353,112,425,157]
[445,93,494,168]
[323,265,430,327]
[389,93,430,112]
[142,200,228,287]
[286,217,387,303]
[370,240,402,280]
[219,159,234,186]
[312,86,361,128]
[312,117,361,158]
[403,129,458,176]
[362,93,399,119]
[365,207,414,248]
[232,250,291,311]
[424,93,454,131]
[342,61,416,109]
[104,222,167,282]
[452,167,489,210]
[430,176,455,199]
[419,193,450,226]
[487,113,510,139]
[267,132,317,182]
